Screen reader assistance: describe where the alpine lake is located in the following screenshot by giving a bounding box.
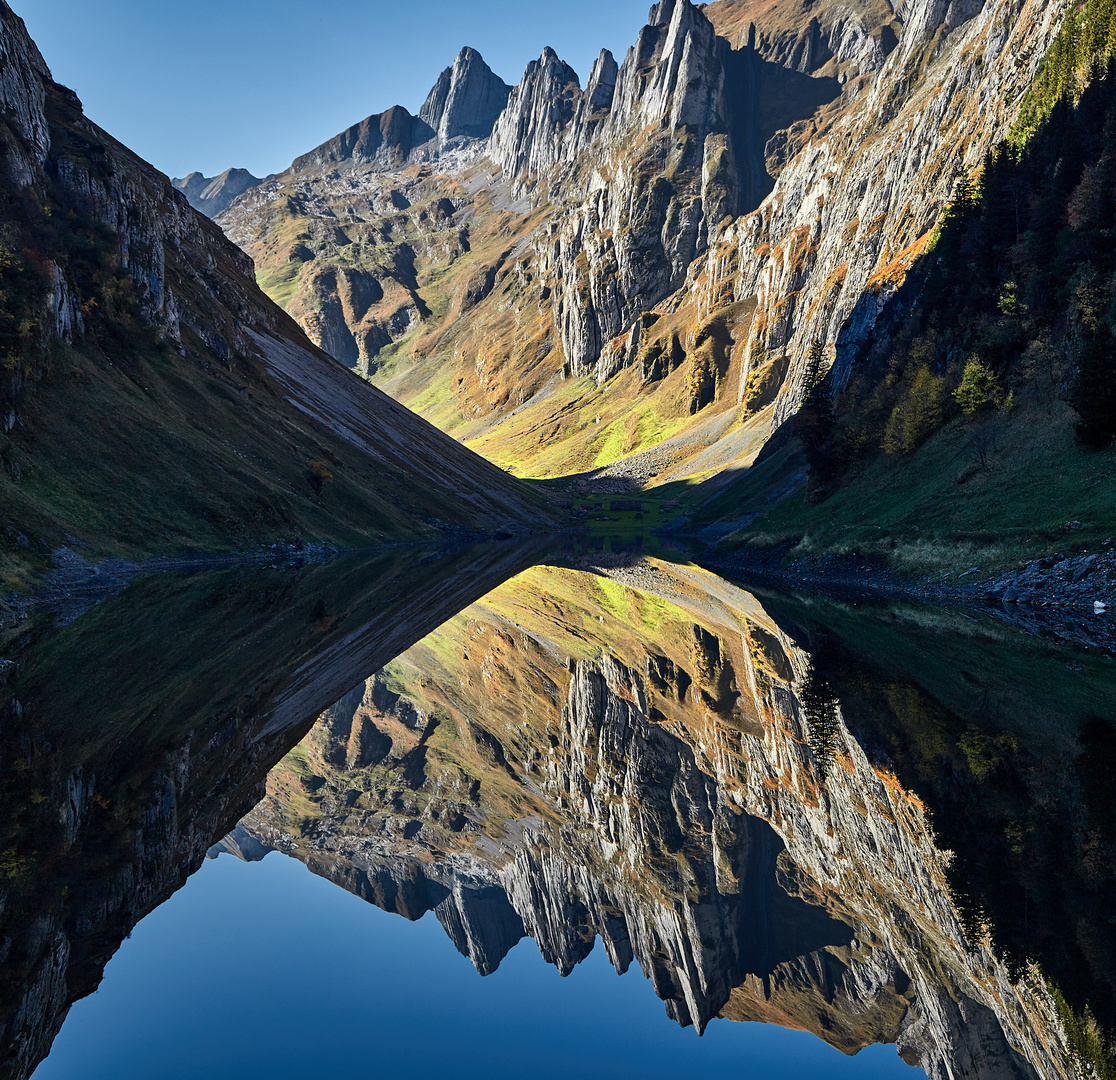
[3,530,1113,1080]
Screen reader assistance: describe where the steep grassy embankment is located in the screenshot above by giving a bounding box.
[0,3,553,596]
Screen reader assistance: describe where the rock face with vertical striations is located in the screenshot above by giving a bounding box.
[419,46,511,142]
[235,560,1077,1080]
[488,48,582,183]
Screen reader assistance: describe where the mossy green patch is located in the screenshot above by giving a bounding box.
[717,399,1116,578]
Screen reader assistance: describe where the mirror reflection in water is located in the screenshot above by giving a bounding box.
[3,545,1113,1080]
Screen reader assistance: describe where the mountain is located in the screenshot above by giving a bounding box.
[233,558,1087,1079]
[0,2,555,595]
[214,0,1064,498]
[690,0,1116,569]
[171,167,268,217]
[419,46,511,142]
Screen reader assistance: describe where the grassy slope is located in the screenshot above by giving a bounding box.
[698,399,1116,578]
[0,51,553,594]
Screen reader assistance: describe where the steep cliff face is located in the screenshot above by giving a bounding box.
[0,1,49,181]
[420,47,511,143]
[236,559,1075,1080]
[488,48,583,182]
[215,0,1066,489]
[690,0,1067,428]
[532,0,752,383]
[0,0,553,582]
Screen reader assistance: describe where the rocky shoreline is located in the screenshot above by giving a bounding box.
[696,541,1116,653]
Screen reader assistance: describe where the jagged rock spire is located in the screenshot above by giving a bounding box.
[609,0,727,134]
[489,47,582,181]
[419,46,511,141]
[584,49,619,114]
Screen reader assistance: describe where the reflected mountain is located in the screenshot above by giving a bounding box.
[226,557,1104,1080]
[0,540,550,1080]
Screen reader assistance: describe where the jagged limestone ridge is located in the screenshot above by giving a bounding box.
[419,46,512,142]
[236,560,1074,1080]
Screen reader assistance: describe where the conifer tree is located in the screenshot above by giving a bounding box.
[796,340,835,499]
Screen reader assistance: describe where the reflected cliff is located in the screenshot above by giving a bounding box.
[224,556,1116,1080]
[0,540,550,1080]
[6,545,1116,1080]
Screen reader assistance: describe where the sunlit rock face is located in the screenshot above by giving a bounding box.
[421,47,512,143]
[216,0,1066,483]
[236,559,1074,1080]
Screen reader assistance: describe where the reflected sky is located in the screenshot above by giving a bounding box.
[6,547,1112,1080]
[33,851,921,1080]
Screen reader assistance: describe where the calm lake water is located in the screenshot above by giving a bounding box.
[32,852,919,1080]
[3,543,1112,1079]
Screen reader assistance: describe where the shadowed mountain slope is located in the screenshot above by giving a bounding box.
[0,2,554,594]
[0,539,548,1080]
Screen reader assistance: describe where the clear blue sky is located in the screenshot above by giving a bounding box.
[17,0,655,180]
[34,851,924,1079]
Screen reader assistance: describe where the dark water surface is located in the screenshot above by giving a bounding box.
[3,543,1113,1079]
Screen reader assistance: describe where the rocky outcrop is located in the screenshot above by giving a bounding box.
[235,559,1076,1080]
[488,48,582,182]
[419,47,511,142]
[292,105,436,171]
[705,0,901,75]
[0,0,49,184]
[688,0,1068,425]
[530,1,754,377]
[532,0,1066,401]
[171,167,266,218]
[606,0,731,136]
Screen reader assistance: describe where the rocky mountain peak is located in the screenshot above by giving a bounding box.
[419,45,511,141]
[488,47,583,182]
[291,104,434,171]
[171,167,266,219]
[609,0,727,134]
[585,48,619,113]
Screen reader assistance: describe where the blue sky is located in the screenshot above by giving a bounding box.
[18,0,655,180]
[33,851,924,1080]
